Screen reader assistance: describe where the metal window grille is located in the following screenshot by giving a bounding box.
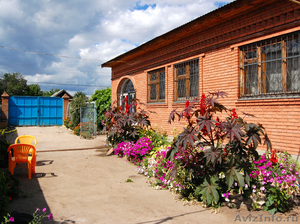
[174,58,199,101]
[239,31,300,97]
[148,68,165,102]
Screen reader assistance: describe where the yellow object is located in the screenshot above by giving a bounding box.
[15,135,37,166]
[7,144,36,179]
[15,135,37,147]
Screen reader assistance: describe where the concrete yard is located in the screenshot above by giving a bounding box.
[5,126,299,224]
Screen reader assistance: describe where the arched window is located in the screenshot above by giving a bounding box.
[117,78,136,111]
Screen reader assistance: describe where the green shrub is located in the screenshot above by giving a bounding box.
[63,116,71,129]
[0,138,10,169]
[90,87,111,131]
[0,171,20,222]
[69,91,89,128]
[139,126,170,148]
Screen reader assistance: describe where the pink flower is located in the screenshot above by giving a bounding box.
[9,217,14,222]
[43,208,47,212]
[48,213,53,220]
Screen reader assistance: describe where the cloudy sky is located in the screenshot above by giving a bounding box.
[0,0,234,97]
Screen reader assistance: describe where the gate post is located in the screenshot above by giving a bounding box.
[62,93,70,121]
[1,92,9,128]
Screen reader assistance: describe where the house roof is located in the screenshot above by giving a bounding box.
[101,0,279,68]
[51,89,73,99]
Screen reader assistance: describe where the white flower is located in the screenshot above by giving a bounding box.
[219,172,225,179]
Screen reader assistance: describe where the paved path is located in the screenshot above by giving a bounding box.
[6,126,107,151]
[6,127,298,224]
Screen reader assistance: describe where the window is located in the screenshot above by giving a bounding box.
[174,58,199,101]
[117,78,136,111]
[148,68,165,102]
[239,31,300,97]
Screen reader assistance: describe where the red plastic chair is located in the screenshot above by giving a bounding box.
[7,144,36,179]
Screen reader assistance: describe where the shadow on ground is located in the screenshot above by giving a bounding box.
[7,160,74,224]
[135,210,207,224]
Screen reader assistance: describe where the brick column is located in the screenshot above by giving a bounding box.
[1,92,9,128]
[62,93,70,121]
[1,92,9,120]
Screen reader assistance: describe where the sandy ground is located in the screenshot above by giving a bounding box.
[4,126,300,224]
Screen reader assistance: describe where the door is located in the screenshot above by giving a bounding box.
[8,96,63,126]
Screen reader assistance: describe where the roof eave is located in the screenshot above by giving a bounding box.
[101,0,275,68]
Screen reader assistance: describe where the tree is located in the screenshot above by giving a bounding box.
[69,91,89,128]
[42,88,60,97]
[26,84,43,96]
[90,87,111,130]
[0,73,44,101]
[0,73,28,97]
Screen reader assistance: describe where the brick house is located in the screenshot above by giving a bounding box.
[102,0,300,155]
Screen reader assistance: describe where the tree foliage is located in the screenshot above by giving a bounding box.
[26,84,43,96]
[42,88,60,97]
[0,73,46,101]
[0,73,28,97]
[69,91,89,128]
[90,87,111,130]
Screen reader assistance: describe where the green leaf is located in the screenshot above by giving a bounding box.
[226,167,244,189]
[199,177,219,205]
[268,207,277,215]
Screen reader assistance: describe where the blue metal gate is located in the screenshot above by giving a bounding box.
[8,96,63,126]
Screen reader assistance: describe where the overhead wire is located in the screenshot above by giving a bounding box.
[27,81,110,88]
[0,45,103,62]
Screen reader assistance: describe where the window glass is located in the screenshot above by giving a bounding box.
[239,31,300,97]
[174,59,199,101]
[148,68,165,102]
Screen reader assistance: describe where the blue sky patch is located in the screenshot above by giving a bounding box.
[134,1,156,11]
[216,2,229,8]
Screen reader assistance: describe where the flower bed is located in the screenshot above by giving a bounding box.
[104,92,300,214]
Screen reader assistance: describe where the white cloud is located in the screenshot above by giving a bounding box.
[0,0,234,95]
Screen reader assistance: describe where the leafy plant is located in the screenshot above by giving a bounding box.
[2,208,53,224]
[250,150,300,214]
[90,87,111,131]
[103,98,152,147]
[0,171,20,222]
[166,91,272,206]
[63,116,71,129]
[113,137,154,165]
[263,187,291,214]
[73,123,80,136]
[139,126,170,148]
[0,138,10,168]
[69,91,89,129]
[196,176,219,206]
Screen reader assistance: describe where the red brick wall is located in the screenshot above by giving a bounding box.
[110,0,300,155]
[62,94,70,121]
[1,92,9,120]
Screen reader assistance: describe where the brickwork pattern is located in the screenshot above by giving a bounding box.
[110,0,300,155]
